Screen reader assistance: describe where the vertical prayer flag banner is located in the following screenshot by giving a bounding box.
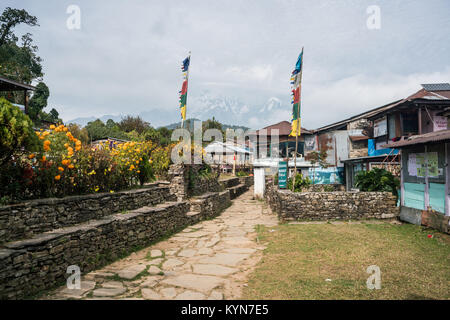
[179,55,190,121]
[290,49,303,137]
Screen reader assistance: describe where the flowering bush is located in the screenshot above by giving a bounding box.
[0,124,173,204]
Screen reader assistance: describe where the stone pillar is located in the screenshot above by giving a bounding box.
[254,167,265,199]
[168,164,188,201]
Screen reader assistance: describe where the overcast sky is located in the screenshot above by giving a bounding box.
[5,0,450,129]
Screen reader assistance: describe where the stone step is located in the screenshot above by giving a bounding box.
[0,189,233,300]
[186,211,201,217]
[0,185,177,244]
[0,200,191,300]
[228,184,248,200]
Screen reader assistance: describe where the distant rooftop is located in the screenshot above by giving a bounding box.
[421,83,450,91]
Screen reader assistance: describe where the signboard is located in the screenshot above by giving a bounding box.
[433,116,447,132]
[408,152,439,177]
[373,117,387,137]
[278,161,288,189]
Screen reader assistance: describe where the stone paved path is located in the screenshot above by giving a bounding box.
[43,188,277,300]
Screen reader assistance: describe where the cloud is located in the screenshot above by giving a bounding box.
[4,0,448,129]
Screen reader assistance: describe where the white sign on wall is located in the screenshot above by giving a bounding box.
[433,116,447,132]
[374,117,387,137]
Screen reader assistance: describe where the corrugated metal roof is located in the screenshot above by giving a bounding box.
[204,141,252,154]
[249,121,312,136]
[314,84,450,133]
[383,129,450,148]
[0,75,35,91]
[421,83,450,91]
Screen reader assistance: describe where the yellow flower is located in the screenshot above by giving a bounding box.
[50,125,56,130]
[110,190,115,193]
[94,186,100,192]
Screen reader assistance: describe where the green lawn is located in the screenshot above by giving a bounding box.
[243,222,450,300]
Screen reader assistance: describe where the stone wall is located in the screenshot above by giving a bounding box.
[0,184,175,244]
[0,191,231,300]
[303,184,345,192]
[219,176,253,199]
[266,184,399,221]
[168,164,221,200]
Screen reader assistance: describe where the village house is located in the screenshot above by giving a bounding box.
[248,120,314,176]
[384,130,450,229]
[307,101,400,186]
[204,140,252,173]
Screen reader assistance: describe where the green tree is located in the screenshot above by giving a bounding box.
[0,8,42,84]
[355,168,400,200]
[67,123,89,145]
[0,97,39,166]
[28,81,49,120]
[85,119,128,142]
[118,115,150,134]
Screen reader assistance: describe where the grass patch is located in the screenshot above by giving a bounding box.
[243,223,450,300]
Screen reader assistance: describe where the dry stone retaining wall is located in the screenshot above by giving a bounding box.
[266,184,399,221]
[0,191,231,299]
[0,184,175,244]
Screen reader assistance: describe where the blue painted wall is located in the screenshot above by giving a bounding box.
[368,139,399,157]
[308,167,344,184]
[429,183,445,213]
[403,182,425,210]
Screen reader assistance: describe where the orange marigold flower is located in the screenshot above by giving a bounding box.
[58,167,64,172]
[50,125,56,130]
[42,156,46,162]
[68,164,75,169]
[54,175,61,181]
[28,153,35,159]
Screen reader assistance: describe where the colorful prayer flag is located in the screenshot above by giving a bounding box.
[290,48,303,137]
[179,55,190,121]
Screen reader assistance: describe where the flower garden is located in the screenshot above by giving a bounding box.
[0,101,172,205]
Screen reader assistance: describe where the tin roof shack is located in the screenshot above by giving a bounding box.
[344,83,450,190]
[308,104,399,186]
[0,75,35,115]
[385,130,450,234]
[204,141,252,174]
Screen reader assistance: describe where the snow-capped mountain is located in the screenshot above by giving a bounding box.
[190,92,250,124]
[259,97,282,113]
[67,94,288,130]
